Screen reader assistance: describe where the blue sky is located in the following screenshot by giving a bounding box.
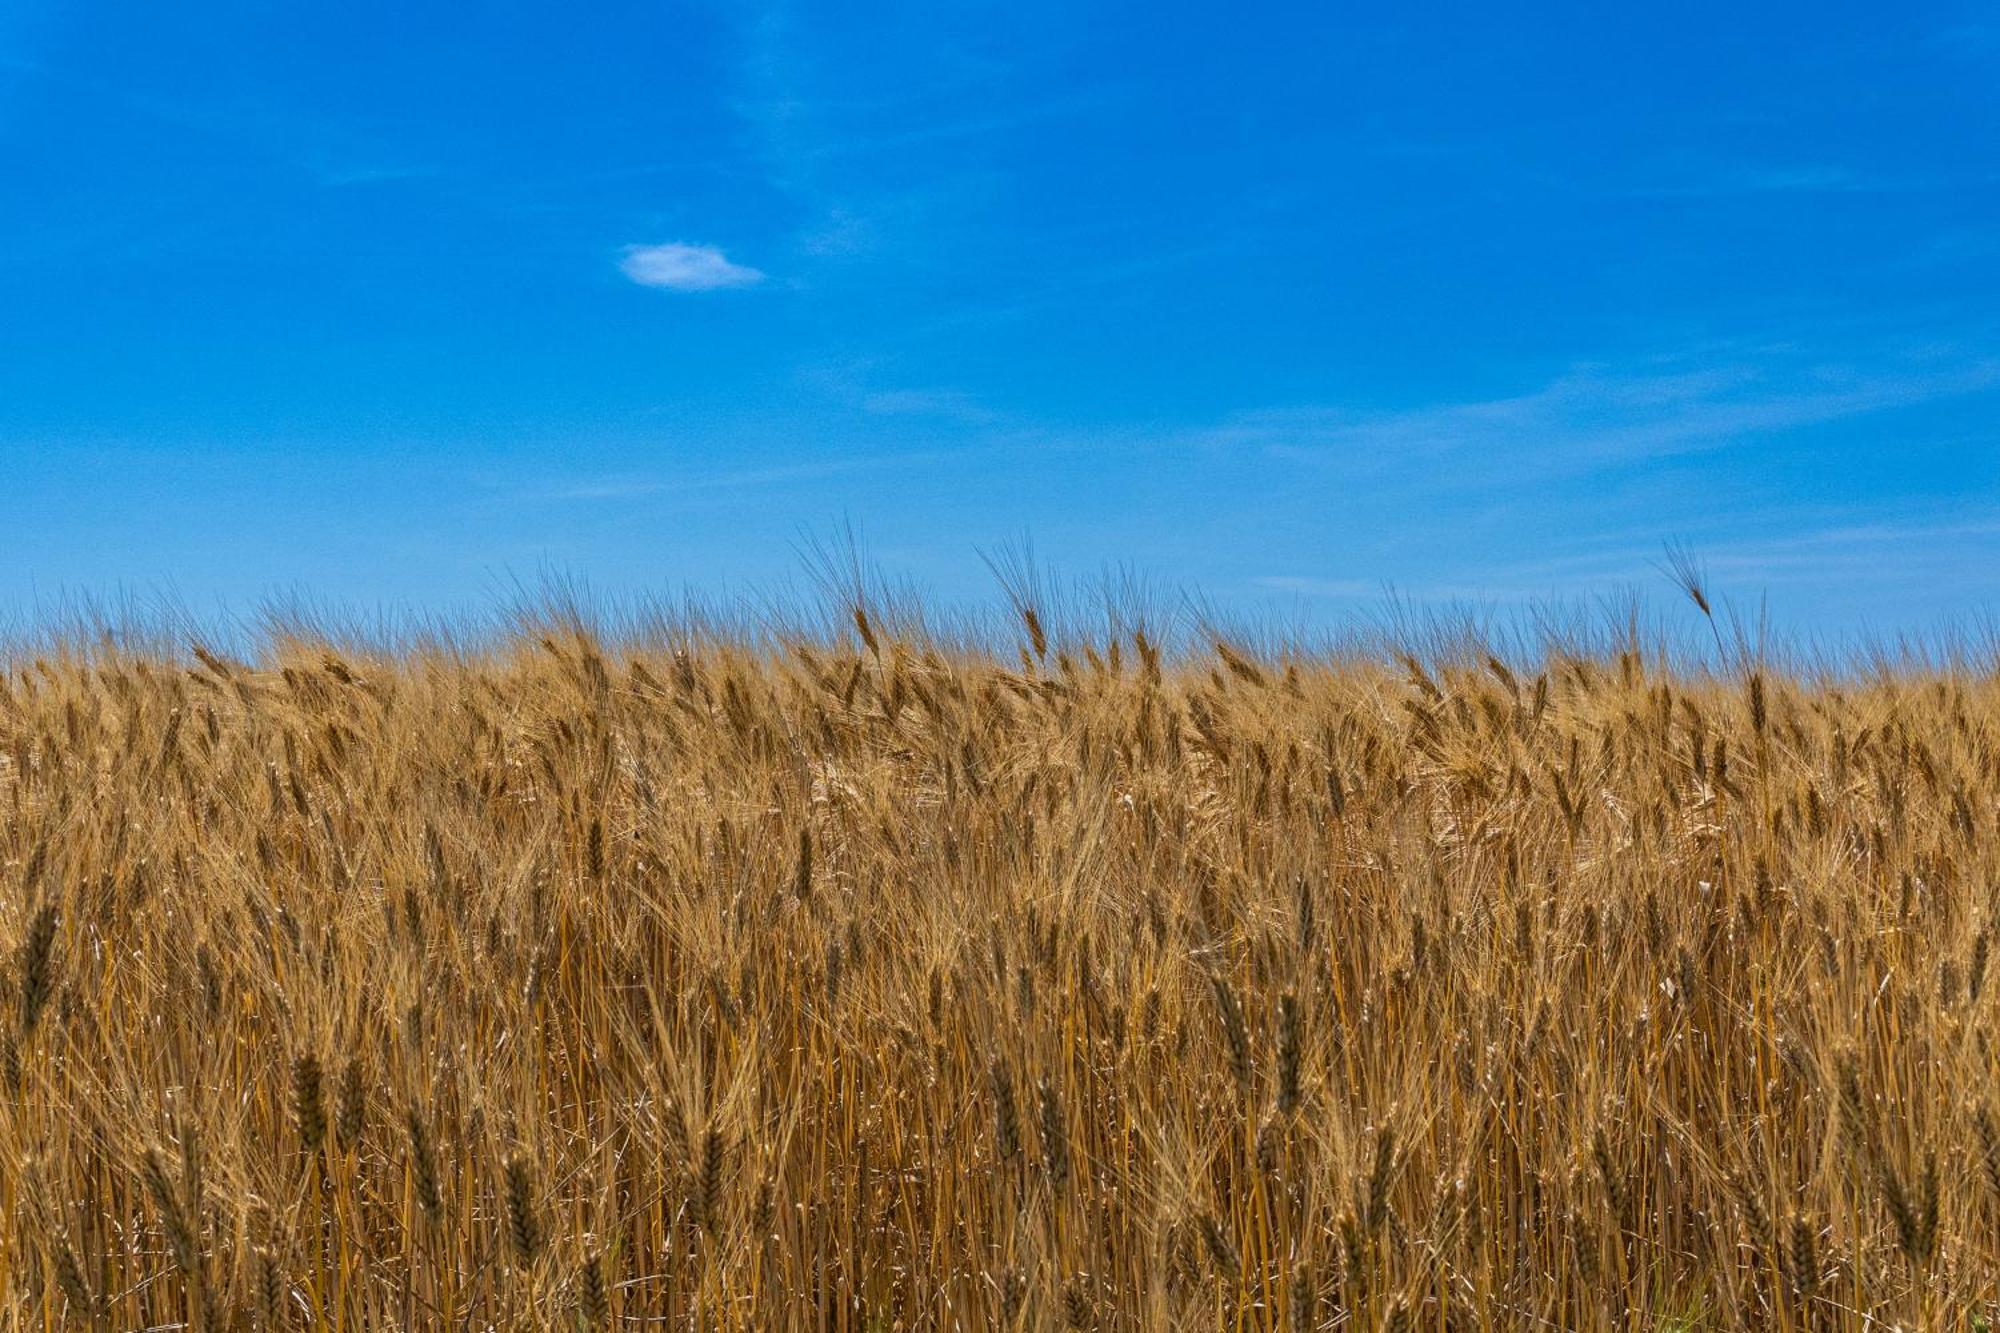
[2,1,1997,633]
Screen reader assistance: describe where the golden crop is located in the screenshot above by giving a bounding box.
[2,619,1997,1329]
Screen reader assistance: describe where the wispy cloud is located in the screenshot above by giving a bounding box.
[1249,576,1377,598]
[1208,350,2000,475]
[855,387,996,421]
[1626,164,2000,199]
[793,362,1001,425]
[721,2,1117,270]
[1537,514,2000,582]
[619,242,765,292]
[534,450,958,503]
[1250,574,1557,606]
[1353,510,2000,614]
[312,163,441,189]
[1935,18,2000,58]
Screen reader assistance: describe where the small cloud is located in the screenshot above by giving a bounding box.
[619,242,765,292]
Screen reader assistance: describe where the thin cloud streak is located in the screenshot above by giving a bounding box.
[1249,576,1377,598]
[535,449,962,502]
[1209,353,2000,475]
[1623,165,2000,199]
[1407,511,2000,602]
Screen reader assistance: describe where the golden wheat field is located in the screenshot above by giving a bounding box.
[4,607,2000,1331]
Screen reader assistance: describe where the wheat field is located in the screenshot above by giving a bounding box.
[2,605,1998,1330]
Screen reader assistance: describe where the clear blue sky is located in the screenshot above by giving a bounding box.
[3,2,1997,632]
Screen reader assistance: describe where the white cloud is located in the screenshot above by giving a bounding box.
[619,242,765,292]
